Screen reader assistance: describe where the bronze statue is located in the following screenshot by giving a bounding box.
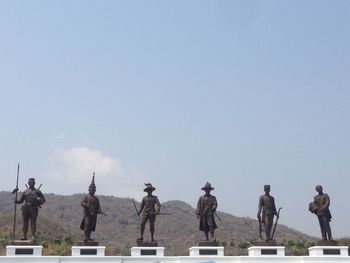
[137,183,161,243]
[309,185,333,242]
[14,178,45,240]
[196,182,218,241]
[257,185,279,242]
[80,174,102,242]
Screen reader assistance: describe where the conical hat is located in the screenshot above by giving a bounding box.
[89,173,96,190]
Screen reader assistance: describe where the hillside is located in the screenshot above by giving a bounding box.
[0,191,315,255]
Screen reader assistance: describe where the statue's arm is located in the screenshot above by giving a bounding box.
[212,196,217,213]
[155,197,161,214]
[321,194,330,210]
[97,198,102,214]
[81,196,88,208]
[196,197,202,216]
[37,190,46,205]
[257,196,263,217]
[272,197,277,215]
[15,193,24,204]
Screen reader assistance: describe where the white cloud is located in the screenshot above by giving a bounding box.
[44,146,142,199]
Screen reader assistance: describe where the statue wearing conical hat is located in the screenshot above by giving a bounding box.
[137,183,161,243]
[80,173,102,243]
[196,182,218,241]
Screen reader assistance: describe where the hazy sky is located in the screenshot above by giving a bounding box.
[1,1,349,239]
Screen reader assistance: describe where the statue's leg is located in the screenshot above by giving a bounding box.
[31,211,38,239]
[22,210,29,240]
[209,228,215,238]
[204,230,209,241]
[324,217,332,240]
[83,217,91,241]
[264,215,273,240]
[202,216,209,240]
[208,215,215,239]
[150,222,155,241]
[84,228,91,241]
[139,216,147,240]
[149,215,156,241]
[318,216,327,240]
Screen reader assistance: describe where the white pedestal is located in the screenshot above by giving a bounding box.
[308,246,349,256]
[71,246,105,256]
[189,246,224,256]
[130,247,164,256]
[6,245,43,256]
[248,246,285,256]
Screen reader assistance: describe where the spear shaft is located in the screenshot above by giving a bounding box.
[12,163,20,239]
[132,200,140,219]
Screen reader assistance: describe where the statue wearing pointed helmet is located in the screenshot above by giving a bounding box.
[80,174,102,242]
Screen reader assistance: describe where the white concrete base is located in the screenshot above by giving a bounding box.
[71,246,105,256]
[189,246,224,256]
[130,247,164,256]
[308,246,349,256]
[6,245,43,256]
[248,246,285,256]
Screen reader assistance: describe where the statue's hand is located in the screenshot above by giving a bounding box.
[37,198,43,205]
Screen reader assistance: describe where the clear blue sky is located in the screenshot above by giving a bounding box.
[1,1,349,238]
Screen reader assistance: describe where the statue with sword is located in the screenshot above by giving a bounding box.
[133,183,162,245]
[256,184,281,245]
[196,182,219,244]
[13,165,46,242]
[80,173,107,244]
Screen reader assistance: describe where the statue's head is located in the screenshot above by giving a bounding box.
[315,185,323,193]
[28,178,36,187]
[201,182,214,193]
[143,183,156,193]
[88,174,96,194]
[264,184,271,193]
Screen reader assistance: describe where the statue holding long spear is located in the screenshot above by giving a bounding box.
[14,173,45,241]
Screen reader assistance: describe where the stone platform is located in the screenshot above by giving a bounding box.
[130,246,164,256]
[308,246,349,256]
[248,246,285,256]
[6,245,43,256]
[189,246,224,256]
[71,246,105,256]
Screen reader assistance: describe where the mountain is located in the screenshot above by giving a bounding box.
[0,191,314,256]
